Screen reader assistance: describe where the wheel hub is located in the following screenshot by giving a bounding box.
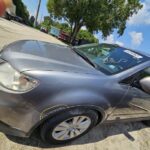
[52,116,91,141]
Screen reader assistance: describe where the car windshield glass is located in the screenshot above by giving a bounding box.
[75,44,148,75]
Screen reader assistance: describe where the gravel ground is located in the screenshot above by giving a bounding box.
[0,18,150,150]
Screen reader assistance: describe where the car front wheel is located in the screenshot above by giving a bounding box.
[40,108,99,144]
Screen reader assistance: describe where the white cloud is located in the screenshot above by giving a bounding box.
[129,31,143,47]
[104,34,114,43]
[128,0,150,25]
[102,34,124,46]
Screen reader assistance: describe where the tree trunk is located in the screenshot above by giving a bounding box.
[69,23,82,45]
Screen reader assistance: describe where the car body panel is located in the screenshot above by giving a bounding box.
[0,40,149,137]
[0,69,125,135]
[1,40,101,75]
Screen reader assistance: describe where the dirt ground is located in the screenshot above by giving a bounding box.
[0,18,150,150]
[0,18,65,49]
[0,123,150,150]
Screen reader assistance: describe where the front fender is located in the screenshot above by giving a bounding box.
[49,89,110,109]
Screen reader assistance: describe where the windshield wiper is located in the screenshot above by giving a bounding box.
[72,48,96,68]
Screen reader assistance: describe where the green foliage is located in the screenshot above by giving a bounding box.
[13,0,29,23]
[53,22,71,33]
[52,21,98,43]
[41,16,53,31]
[77,30,98,43]
[47,0,142,43]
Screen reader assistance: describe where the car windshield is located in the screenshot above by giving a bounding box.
[75,44,148,75]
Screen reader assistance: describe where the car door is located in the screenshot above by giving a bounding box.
[125,67,150,117]
[107,67,150,121]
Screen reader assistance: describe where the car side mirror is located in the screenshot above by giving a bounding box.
[140,77,150,94]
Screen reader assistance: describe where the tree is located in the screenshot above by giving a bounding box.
[53,22,71,33]
[13,0,29,23]
[41,16,53,31]
[51,21,98,43]
[77,30,98,43]
[47,0,142,43]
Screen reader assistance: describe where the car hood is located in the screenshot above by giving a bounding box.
[0,40,100,75]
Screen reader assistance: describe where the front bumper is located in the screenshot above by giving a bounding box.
[0,121,27,137]
[0,88,41,137]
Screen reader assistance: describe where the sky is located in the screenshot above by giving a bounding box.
[22,0,150,54]
[22,0,49,22]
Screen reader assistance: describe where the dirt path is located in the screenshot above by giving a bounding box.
[0,18,65,50]
[0,123,150,150]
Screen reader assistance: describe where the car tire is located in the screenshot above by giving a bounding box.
[40,108,99,145]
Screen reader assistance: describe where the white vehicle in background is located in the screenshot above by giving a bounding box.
[3,2,16,21]
[3,3,25,24]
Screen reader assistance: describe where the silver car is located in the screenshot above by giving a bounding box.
[0,40,149,144]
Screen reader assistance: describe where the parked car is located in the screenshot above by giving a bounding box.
[4,11,24,24]
[3,11,16,21]
[3,2,16,21]
[40,27,48,33]
[0,40,149,144]
[58,31,70,43]
[14,16,24,23]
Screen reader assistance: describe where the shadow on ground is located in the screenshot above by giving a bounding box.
[6,122,148,148]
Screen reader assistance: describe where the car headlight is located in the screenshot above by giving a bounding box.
[0,63,38,92]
